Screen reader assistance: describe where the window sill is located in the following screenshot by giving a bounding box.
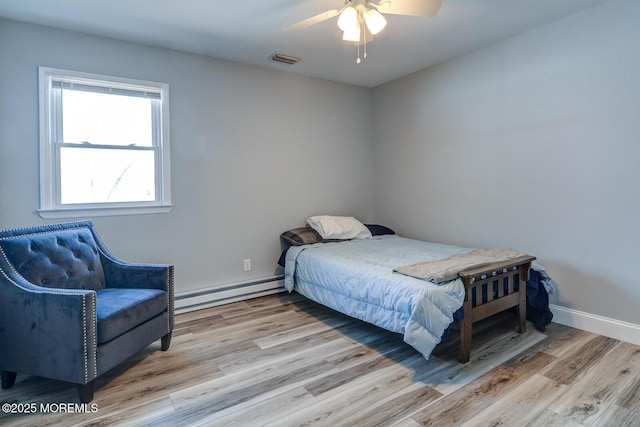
[38,204,173,219]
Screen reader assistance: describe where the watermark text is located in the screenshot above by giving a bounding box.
[2,402,99,414]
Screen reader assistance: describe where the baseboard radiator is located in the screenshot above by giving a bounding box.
[175,275,285,314]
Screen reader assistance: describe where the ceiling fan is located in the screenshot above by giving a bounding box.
[285,0,443,47]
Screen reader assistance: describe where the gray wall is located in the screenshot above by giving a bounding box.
[0,19,373,293]
[372,0,640,324]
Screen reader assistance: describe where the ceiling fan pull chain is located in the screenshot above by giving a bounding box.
[356,25,362,64]
[364,28,367,59]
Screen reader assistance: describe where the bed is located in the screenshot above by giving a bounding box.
[280,217,553,363]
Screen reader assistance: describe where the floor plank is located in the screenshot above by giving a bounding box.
[408,351,556,426]
[548,341,640,425]
[458,373,567,426]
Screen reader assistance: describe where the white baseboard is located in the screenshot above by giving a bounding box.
[175,275,286,314]
[550,304,640,346]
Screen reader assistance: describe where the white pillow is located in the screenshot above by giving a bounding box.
[306,215,372,240]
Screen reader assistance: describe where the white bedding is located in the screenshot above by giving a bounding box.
[284,235,469,360]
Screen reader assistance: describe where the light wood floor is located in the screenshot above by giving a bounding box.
[1,292,638,426]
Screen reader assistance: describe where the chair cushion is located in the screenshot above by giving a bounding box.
[96,288,167,344]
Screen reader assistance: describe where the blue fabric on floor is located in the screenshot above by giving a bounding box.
[526,269,553,331]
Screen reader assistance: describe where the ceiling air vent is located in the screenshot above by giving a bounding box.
[271,53,300,65]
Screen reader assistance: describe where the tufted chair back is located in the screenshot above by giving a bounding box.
[0,227,106,290]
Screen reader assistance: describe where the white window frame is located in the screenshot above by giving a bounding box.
[38,67,172,218]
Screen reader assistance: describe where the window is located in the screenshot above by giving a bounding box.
[38,67,172,218]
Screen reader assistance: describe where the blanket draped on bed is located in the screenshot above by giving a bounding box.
[393,248,526,284]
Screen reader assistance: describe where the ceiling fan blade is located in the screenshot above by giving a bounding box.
[375,0,442,17]
[285,8,342,31]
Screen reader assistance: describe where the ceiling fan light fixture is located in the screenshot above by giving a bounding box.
[342,23,361,42]
[286,0,443,64]
[364,9,387,35]
[337,6,358,31]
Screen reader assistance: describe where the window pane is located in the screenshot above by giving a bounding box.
[60,147,156,204]
[62,90,153,147]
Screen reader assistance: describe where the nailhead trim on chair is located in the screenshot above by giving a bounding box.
[89,224,122,265]
[82,295,88,384]
[90,295,97,379]
[80,295,98,383]
[167,267,174,333]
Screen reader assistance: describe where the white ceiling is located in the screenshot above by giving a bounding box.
[0,0,613,87]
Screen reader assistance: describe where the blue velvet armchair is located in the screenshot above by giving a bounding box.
[0,221,174,403]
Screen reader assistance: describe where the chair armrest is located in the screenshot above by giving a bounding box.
[0,269,98,385]
[99,255,174,331]
[100,256,174,293]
